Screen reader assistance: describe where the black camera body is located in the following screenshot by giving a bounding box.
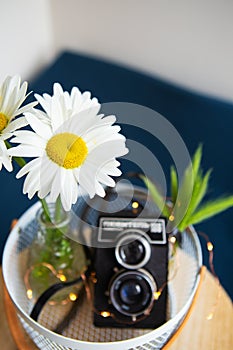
[93,209,168,329]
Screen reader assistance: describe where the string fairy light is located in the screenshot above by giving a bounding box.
[25,222,219,326]
[86,234,180,325]
[24,262,71,305]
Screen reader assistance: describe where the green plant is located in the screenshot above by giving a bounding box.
[140,145,233,232]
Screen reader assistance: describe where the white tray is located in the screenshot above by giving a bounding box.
[3,201,202,350]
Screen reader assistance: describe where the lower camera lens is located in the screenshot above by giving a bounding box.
[109,269,157,317]
[119,279,143,305]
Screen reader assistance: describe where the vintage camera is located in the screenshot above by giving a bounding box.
[93,203,168,329]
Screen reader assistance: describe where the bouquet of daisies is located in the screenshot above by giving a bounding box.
[0,75,129,299]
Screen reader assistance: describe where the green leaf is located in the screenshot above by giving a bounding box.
[172,161,194,229]
[170,165,178,203]
[139,175,170,217]
[192,144,203,179]
[186,196,233,226]
[178,169,212,231]
[173,144,205,231]
[193,169,212,209]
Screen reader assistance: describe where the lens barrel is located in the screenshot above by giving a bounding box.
[109,269,157,317]
[115,230,151,269]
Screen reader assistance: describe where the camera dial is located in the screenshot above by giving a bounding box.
[115,230,151,269]
[109,269,157,318]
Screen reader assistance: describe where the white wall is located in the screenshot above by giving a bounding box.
[50,0,233,103]
[1,0,233,103]
[0,0,54,83]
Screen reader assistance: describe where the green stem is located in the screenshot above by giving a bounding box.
[40,198,52,223]
[5,140,26,167]
[55,196,62,222]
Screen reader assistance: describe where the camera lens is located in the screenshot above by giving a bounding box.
[119,239,145,265]
[115,230,151,269]
[110,269,156,317]
[119,279,143,305]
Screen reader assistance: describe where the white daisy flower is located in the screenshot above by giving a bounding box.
[9,83,128,211]
[0,75,37,140]
[0,75,37,171]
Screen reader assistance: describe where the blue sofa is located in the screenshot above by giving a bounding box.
[1,51,233,298]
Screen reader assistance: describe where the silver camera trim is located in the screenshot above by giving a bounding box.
[109,268,157,318]
[115,230,151,269]
[98,217,167,244]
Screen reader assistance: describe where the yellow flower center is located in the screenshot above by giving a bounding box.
[0,113,8,132]
[46,132,88,169]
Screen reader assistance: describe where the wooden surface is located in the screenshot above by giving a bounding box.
[1,266,232,350]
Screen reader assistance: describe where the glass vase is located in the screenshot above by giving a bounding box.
[26,202,86,304]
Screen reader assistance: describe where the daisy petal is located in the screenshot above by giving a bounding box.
[100,159,122,176]
[49,168,63,202]
[79,162,97,198]
[16,158,41,178]
[0,141,13,172]
[0,133,13,141]
[13,101,38,117]
[35,93,51,115]
[11,130,46,148]
[60,169,78,211]
[95,181,106,197]
[53,83,64,96]
[2,156,13,172]
[38,160,57,198]
[23,170,40,199]
[3,116,28,134]
[8,145,44,158]
[86,139,128,165]
[97,172,116,187]
[50,93,64,131]
[25,113,52,139]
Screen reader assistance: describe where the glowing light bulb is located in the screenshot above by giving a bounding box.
[132,201,139,209]
[100,311,111,318]
[154,291,161,300]
[170,236,176,244]
[27,289,33,299]
[69,293,78,301]
[207,242,213,252]
[57,273,67,282]
[169,214,175,222]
